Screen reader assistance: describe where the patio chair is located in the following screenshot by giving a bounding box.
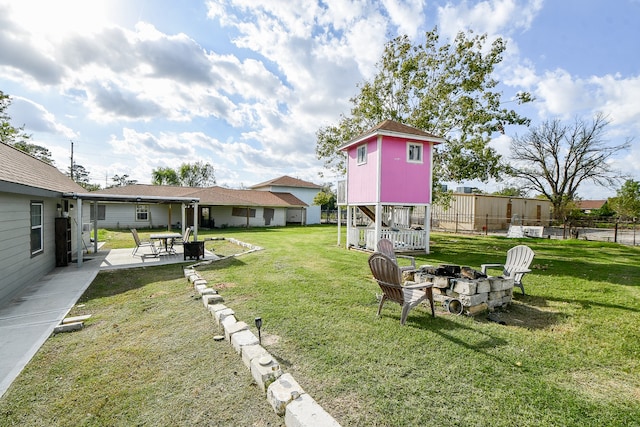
[368,252,435,325]
[481,245,535,295]
[171,227,192,247]
[377,238,416,272]
[131,228,158,257]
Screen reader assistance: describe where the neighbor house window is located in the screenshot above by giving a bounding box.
[357,144,367,165]
[136,204,149,221]
[90,204,106,221]
[31,201,43,256]
[232,207,256,218]
[407,142,423,163]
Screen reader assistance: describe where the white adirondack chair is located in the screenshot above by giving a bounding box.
[481,245,535,295]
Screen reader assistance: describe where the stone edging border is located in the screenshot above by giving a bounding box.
[184,239,341,427]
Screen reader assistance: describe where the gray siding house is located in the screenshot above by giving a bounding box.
[91,184,309,229]
[0,142,87,304]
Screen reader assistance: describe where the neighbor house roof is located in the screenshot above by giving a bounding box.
[339,119,446,150]
[250,175,322,190]
[92,184,307,207]
[0,142,85,195]
[577,200,607,210]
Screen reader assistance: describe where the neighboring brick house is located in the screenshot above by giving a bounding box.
[250,175,323,225]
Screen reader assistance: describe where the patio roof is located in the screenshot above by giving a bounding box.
[62,191,199,204]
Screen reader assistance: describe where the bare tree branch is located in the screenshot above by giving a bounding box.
[509,113,630,219]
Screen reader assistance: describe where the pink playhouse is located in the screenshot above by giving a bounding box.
[336,120,445,253]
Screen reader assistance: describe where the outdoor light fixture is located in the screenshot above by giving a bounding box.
[255,317,262,344]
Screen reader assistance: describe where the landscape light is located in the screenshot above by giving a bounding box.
[255,317,262,344]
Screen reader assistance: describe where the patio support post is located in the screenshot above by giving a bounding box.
[192,202,199,241]
[76,198,83,267]
[181,203,186,235]
[93,200,98,255]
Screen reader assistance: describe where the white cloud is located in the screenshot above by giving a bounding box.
[382,0,426,38]
[9,97,76,138]
[532,69,640,129]
[589,74,640,128]
[437,0,543,40]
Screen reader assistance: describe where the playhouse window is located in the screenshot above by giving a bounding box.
[357,144,367,165]
[407,142,423,163]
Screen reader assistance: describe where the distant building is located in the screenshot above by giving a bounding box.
[91,183,310,229]
[249,175,323,225]
[576,200,607,214]
[429,193,553,232]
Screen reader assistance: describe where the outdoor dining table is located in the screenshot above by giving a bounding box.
[150,232,182,254]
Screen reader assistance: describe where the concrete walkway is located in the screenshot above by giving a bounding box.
[0,245,217,398]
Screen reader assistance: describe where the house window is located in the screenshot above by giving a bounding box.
[232,207,256,217]
[357,144,367,165]
[407,142,423,163]
[136,204,149,221]
[90,204,106,221]
[31,201,44,256]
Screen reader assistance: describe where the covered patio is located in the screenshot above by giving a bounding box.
[61,192,202,268]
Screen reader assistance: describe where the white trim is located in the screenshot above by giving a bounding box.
[340,129,445,150]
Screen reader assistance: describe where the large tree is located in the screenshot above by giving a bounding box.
[316,28,531,186]
[67,163,100,191]
[608,179,640,220]
[151,167,181,185]
[111,174,138,187]
[179,162,216,187]
[508,113,630,220]
[1,90,55,165]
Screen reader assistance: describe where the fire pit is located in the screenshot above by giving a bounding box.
[407,264,514,316]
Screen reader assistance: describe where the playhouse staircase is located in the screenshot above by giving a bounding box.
[358,206,388,227]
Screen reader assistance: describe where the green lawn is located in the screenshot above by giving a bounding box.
[1,226,639,426]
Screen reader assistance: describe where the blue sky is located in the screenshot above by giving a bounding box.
[1,0,639,198]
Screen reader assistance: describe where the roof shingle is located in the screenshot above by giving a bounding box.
[0,142,85,193]
[93,184,307,207]
[250,175,322,189]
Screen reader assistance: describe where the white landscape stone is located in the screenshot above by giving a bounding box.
[285,393,342,427]
[267,373,305,416]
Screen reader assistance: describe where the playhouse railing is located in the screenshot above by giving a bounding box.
[349,227,426,251]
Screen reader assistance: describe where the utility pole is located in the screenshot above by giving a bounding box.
[70,140,74,181]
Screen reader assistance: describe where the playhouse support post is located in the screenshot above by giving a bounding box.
[375,203,381,250]
[346,205,352,248]
[424,204,430,254]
